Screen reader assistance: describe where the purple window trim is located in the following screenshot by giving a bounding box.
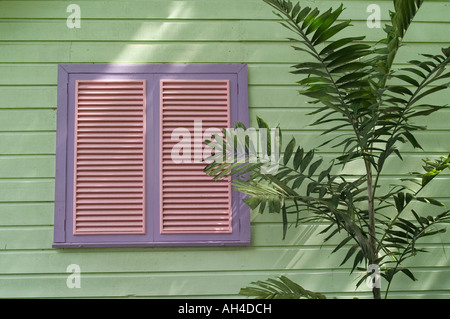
[53,64,250,248]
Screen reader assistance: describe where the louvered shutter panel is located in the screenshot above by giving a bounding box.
[73,80,146,235]
[160,80,232,234]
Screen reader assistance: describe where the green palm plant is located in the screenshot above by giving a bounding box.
[204,0,450,299]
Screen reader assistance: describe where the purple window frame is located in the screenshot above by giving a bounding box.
[53,64,250,248]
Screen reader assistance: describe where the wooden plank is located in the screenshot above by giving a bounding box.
[256,130,450,154]
[0,132,55,155]
[0,271,368,298]
[0,187,447,227]
[4,63,448,87]
[0,129,446,159]
[0,84,447,114]
[0,42,445,63]
[3,218,450,250]
[0,227,53,250]
[0,83,447,113]
[0,194,447,228]
[0,202,54,226]
[271,172,450,197]
[0,20,447,43]
[0,180,54,202]
[0,130,447,157]
[0,64,57,85]
[0,155,55,178]
[251,198,450,227]
[0,268,449,298]
[251,108,450,131]
[1,246,449,274]
[0,109,56,131]
[0,87,57,109]
[0,0,447,22]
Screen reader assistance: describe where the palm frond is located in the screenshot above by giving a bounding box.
[378,0,425,83]
[239,276,327,299]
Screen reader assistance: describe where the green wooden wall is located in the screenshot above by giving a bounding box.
[0,0,449,298]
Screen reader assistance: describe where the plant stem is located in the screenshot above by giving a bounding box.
[365,159,381,299]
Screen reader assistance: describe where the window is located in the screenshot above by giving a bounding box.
[53,64,250,247]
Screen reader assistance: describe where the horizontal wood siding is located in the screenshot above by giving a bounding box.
[0,0,449,298]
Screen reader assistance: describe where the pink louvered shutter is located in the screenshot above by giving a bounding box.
[73,80,146,235]
[160,79,232,234]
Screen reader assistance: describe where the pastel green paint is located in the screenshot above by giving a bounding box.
[0,0,449,298]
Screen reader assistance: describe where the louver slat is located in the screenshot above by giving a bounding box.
[160,80,232,234]
[73,80,146,235]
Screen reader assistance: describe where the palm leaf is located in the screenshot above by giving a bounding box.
[239,276,327,299]
[378,0,425,83]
